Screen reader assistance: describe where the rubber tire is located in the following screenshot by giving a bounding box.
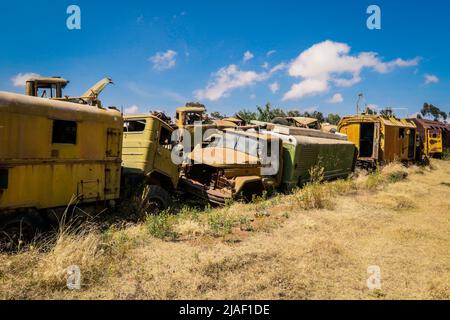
[0,210,45,251]
[145,185,172,213]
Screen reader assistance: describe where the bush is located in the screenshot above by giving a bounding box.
[296,183,333,210]
[207,211,235,236]
[145,212,178,240]
[364,171,386,190]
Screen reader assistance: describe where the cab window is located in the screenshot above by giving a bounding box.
[124,120,146,132]
[159,126,172,150]
[52,120,77,144]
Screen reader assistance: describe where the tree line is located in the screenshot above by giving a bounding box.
[210,103,342,125]
[209,102,449,125]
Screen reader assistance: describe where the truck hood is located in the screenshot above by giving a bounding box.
[188,147,260,168]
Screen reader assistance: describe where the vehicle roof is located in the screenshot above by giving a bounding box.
[124,114,173,129]
[188,147,260,168]
[223,128,278,141]
[339,115,416,129]
[222,117,243,123]
[410,118,448,130]
[290,117,318,126]
[213,119,238,128]
[26,77,69,86]
[0,91,121,124]
[176,106,206,113]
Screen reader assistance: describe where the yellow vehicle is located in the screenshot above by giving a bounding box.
[175,104,208,128]
[0,77,121,247]
[181,129,282,205]
[338,114,417,166]
[410,118,445,157]
[272,116,321,130]
[122,114,181,209]
[175,104,238,151]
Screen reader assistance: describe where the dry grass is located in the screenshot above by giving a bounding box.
[0,160,449,299]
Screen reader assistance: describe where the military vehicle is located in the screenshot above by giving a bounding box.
[338,115,417,166]
[122,113,181,210]
[0,77,120,248]
[410,118,445,158]
[252,122,357,190]
[180,129,282,205]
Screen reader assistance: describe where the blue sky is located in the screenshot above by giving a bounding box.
[0,0,448,118]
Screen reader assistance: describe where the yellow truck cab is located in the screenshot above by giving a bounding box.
[122,114,180,209]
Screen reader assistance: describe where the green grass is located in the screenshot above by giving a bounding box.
[145,212,178,240]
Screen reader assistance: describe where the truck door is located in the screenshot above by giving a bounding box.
[427,129,443,154]
[372,123,380,161]
[408,129,416,159]
[153,123,179,185]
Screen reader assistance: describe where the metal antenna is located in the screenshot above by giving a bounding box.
[356,93,364,115]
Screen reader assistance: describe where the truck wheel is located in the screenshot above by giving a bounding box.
[144,185,172,214]
[238,181,265,203]
[0,210,45,251]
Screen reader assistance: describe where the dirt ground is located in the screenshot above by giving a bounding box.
[1,160,449,300]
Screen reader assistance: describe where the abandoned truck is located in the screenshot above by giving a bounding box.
[122,113,181,210]
[180,129,283,205]
[409,118,446,158]
[252,122,357,190]
[0,77,121,248]
[338,114,417,166]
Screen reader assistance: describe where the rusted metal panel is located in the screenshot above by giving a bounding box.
[0,91,123,212]
[338,115,417,164]
[410,118,444,155]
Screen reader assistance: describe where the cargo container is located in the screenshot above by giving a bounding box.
[338,115,417,166]
[410,118,445,157]
[254,123,357,190]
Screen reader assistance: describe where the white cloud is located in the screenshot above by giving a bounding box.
[194,62,287,101]
[12,72,40,87]
[266,50,276,57]
[424,74,439,84]
[269,82,280,93]
[262,62,269,69]
[327,93,343,104]
[283,78,329,101]
[283,40,420,101]
[270,63,287,73]
[125,105,140,114]
[194,64,273,101]
[149,50,177,71]
[243,51,254,62]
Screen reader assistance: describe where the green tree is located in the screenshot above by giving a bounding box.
[287,110,302,117]
[255,103,286,122]
[325,113,341,125]
[185,102,206,109]
[237,109,258,123]
[210,111,226,119]
[421,103,447,121]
